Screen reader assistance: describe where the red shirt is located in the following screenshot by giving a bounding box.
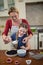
[2,19,33,36]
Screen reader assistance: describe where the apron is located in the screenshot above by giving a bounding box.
[10,25,19,50]
[11,26,19,36]
[11,26,19,40]
[9,19,22,50]
[11,19,22,39]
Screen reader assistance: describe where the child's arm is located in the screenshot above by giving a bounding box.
[20,42,31,50]
[20,46,26,49]
[25,42,31,50]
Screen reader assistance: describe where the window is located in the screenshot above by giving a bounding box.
[26,2,43,26]
[8,0,15,8]
[0,0,4,10]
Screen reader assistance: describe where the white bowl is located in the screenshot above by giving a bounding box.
[12,40,18,49]
[12,40,18,45]
[26,60,31,65]
[17,49,26,57]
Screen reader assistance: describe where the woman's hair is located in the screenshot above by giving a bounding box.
[8,7,19,15]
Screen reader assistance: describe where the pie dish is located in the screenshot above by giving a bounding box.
[5,50,17,57]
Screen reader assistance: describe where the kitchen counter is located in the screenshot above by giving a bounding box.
[0,50,43,65]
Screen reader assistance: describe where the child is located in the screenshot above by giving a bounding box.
[11,23,31,50]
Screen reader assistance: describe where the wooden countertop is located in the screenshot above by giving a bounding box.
[0,50,43,65]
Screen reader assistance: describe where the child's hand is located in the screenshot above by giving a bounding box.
[20,46,25,49]
[22,37,28,44]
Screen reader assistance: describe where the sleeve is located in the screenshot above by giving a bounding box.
[22,19,33,35]
[2,20,10,36]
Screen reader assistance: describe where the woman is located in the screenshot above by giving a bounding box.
[2,7,33,50]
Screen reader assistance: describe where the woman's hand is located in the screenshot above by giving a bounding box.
[5,36,11,43]
[2,35,11,44]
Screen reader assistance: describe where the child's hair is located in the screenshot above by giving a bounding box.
[19,23,28,29]
[19,22,28,35]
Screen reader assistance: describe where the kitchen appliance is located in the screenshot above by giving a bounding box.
[37,28,43,50]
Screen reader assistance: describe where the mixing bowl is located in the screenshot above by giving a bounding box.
[17,49,26,57]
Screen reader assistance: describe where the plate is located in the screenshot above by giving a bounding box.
[5,50,17,57]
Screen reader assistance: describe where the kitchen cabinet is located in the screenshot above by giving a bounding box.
[29,34,37,49]
[0,34,38,50]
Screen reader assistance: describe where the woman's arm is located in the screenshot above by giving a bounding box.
[2,19,11,43]
[2,19,11,36]
[22,19,33,35]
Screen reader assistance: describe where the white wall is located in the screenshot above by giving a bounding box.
[15,0,43,18]
[24,0,43,2]
[15,1,26,18]
[0,0,43,17]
